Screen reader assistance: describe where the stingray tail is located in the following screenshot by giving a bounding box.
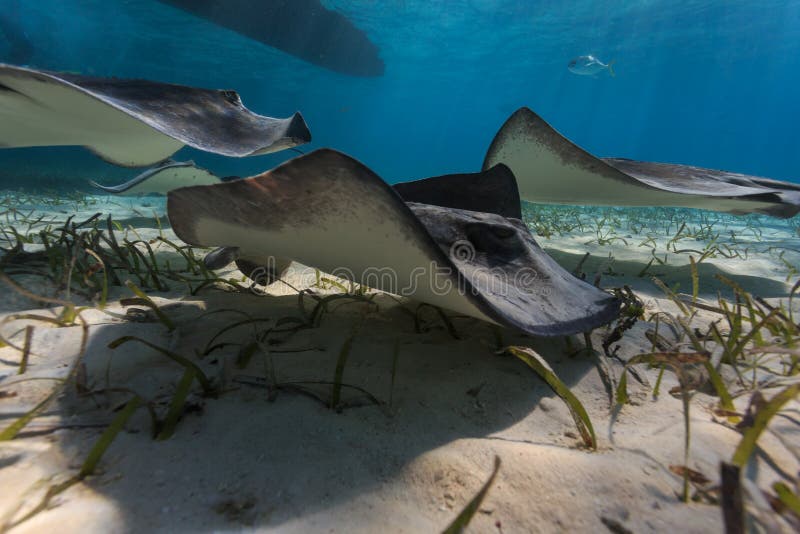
[607,60,616,77]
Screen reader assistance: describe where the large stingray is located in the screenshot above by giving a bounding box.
[156,0,384,77]
[484,107,800,218]
[89,160,222,196]
[168,149,619,337]
[0,64,311,167]
[94,158,522,210]
[201,164,524,276]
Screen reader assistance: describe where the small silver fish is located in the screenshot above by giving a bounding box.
[568,55,616,77]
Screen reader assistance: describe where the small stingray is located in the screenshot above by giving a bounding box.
[484,107,800,218]
[0,63,311,167]
[168,149,619,337]
[156,0,384,77]
[90,160,222,195]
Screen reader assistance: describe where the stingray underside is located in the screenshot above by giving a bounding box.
[89,160,222,195]
[483,107,800,218]
[0,63,311,167]
[168,149,618,336]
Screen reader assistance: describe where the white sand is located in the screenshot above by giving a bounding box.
[1,195,799,532]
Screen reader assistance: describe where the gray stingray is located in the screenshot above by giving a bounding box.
[0,63,311,167]
[201,164,523,283]
[95,159,525,289]
[168,149,619,337]
[156,0,383,77]
[93,158,523,214]
[90,160,222,195]
[484,107,800,218]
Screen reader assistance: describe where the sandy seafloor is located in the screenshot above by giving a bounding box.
[1,191,799,533]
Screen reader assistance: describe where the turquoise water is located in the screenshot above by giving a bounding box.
[1,0,799,188]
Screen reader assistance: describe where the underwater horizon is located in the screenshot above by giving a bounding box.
[1,0,799,189]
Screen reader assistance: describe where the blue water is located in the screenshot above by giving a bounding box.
[1,0,799,186]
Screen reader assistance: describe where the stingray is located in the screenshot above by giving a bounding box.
[93,157,523,209]
[392,164,523,220]
[168,149,619,337]
[484,107,800,218]
[89,160,223,195]
[0,63,311,167]
[156,0,384,77]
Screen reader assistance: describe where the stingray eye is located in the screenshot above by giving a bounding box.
[466,223,518,249]
[464,222,524,263]
[490,226,515,239]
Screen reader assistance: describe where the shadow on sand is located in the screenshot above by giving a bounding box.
[28,288,598,531]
